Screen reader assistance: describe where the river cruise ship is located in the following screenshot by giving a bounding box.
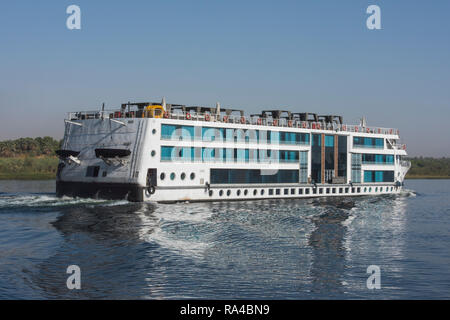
[56,99,411,202]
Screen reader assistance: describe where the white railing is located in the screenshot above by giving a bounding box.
[66,110,400,136]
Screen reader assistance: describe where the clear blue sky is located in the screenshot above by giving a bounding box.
[0,0,449,156]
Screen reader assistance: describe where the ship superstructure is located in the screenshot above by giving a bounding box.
[56,99,410,202]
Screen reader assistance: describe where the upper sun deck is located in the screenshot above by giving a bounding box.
[66,101,402,139]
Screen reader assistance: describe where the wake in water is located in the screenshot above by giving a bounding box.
[0,192,128,212]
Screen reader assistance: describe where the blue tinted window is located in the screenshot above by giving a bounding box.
[325,135,334,147]
[161,124,176,138]
[161,146,174,161]
[364,171,373,182]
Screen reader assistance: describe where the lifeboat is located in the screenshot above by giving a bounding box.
[95,149,131,158]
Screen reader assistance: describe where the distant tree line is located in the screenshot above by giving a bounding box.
[0,137,62,157]
[407,157,450,177]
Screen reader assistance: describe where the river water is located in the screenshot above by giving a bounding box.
[0,179,449,299]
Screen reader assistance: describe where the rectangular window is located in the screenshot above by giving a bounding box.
[325,135,334,147]
[311,134,322,183]
[363,170,395,183]
[86,166,100,177]
[161,146,174,161]
[226,129,234,142]
[161,124,194,140]
[236,149,245,162]
[364,171,373,182]
[161,124,176,139]
[271,131,280,144]
[362,154,395,164]
[202,147,215,161]
[300,151,308,183]
[353,137,384,149]
[351,153,362,183]
[210,169,299,184]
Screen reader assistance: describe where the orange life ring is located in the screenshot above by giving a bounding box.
[163,111,169,119]
[273,119,278,126]
[186,112,191,120]
[342,125,347,131]
[316,123,321,130]
[240,116,246,124]
[302,122,307,128]
[223,116,228,123]
[205,113,210,121]
[288,120,293,127]
[257,118,262,125]
[355,127,359,132]
[311,123,316,129]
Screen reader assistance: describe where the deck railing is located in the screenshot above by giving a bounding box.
[66,110,400,136]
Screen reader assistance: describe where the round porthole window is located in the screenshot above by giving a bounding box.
[151,150,156,157]
[237,190,241,196]
[219,190,224,196]
[364,187,367,192]
[369,187,372,192]
[209,190,213,197]
[244,189,248,196]
[190,172,195,180]
[253,190,257,196]
[227,190,231,196]
[375,187,378,192]
[152,129,156,135]
[170,173,176,180]
[181,172,186,180]
[261,189,265,195]
[160,173,165,180]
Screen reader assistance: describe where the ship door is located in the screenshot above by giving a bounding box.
[146,168,157,187]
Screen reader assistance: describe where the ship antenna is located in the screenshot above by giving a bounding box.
[161,97,166,110]
[101,102,105,120]
[216,102,221,120]
[360,116,367,128]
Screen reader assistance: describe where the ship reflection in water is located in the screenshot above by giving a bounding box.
[22,191,409,299]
